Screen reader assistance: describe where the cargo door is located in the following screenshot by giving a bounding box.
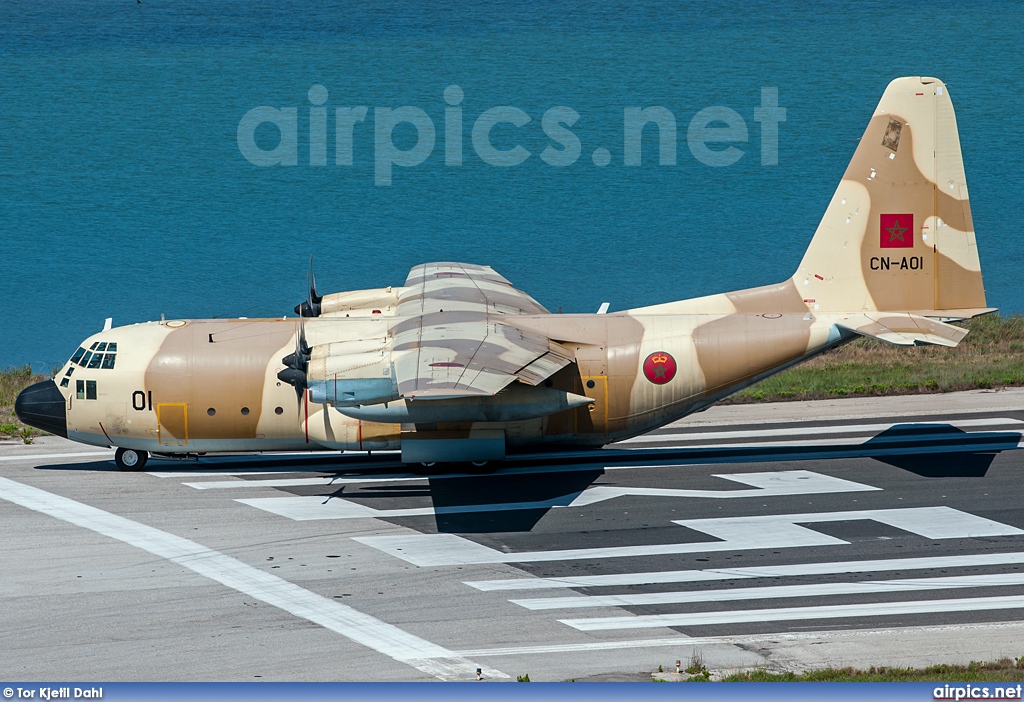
[157,403,188,445]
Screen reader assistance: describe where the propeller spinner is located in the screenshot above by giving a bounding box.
[277,322,311,404]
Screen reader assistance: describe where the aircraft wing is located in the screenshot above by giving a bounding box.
[391,262,573,399]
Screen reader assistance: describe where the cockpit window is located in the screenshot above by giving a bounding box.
[71,343,117,369]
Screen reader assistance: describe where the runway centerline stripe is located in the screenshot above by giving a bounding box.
[466,551,1024,591]
[0,475,506,681]
[620,417,1024,444]
[511,572,1024,610]
[561,595,1024,631]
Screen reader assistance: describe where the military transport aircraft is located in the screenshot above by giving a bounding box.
[16,77,992,470]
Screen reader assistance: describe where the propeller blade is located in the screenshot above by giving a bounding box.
[278,321,311,406]
[295,256,323,317]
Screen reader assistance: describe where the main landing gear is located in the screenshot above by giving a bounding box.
[115,448,149,472]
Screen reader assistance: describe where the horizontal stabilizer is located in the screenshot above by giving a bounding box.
[836,313,968,347]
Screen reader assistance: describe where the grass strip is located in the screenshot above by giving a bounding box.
[718,657,1024,682]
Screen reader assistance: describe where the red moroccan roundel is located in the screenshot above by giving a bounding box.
[643,351,677,385]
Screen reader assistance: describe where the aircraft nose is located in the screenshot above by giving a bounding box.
[14,380,68,438]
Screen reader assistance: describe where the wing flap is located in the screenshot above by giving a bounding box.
[513,341,576,386]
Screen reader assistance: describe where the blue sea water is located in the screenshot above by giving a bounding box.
[2,0,1022,370]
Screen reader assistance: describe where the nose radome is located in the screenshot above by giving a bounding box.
[14,380,68,438]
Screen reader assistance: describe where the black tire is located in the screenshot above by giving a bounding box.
[465,460,498,475]
[115,448,148,472]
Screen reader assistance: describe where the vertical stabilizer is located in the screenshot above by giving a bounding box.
[794,77,987,315]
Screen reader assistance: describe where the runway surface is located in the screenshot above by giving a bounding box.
[3,389,1024,681]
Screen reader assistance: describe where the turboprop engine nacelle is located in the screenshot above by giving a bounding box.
[319,287,405,317]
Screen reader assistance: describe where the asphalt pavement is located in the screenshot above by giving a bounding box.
[3,388,1024,681]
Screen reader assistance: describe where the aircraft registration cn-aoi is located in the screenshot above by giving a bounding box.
[17,77,992,470]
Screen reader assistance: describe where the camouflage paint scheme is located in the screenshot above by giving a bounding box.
[50,77,992,462]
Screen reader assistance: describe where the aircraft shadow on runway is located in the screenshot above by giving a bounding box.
[321,469,606,533]
[27,424,1021,533]
[864,424,1022,478]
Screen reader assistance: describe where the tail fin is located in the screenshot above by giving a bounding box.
[794,76,991,318]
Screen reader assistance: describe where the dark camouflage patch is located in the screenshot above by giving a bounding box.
[881,118,902,152]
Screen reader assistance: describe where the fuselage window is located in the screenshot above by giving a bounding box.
[76,379,98,400]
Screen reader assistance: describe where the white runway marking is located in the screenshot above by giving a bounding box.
[621,417,1024,444]
[561,594,1024,631]
[183,475,424,489]
[467,551,1024,591]
[236,471,877,520]
[148,469,315,478]
[0,451,110,462]
[458,637,701,656]
[0,475,506,681]
[623,433,1024,451]
[568,470,878,506]
[511,572,1024,610]
[237,494,582,520]
[356,507,1023,566]
[456,620,1024,657]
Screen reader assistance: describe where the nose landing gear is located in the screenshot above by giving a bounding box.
[114,448,149,472]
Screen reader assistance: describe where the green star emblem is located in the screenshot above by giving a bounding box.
[886,219,908,243]
[654,365,666,379]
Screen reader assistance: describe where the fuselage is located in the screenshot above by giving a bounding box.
[23,302,843,458]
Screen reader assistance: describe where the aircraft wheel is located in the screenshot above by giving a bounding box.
[466,460,497,475]
[115,448,148,472]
